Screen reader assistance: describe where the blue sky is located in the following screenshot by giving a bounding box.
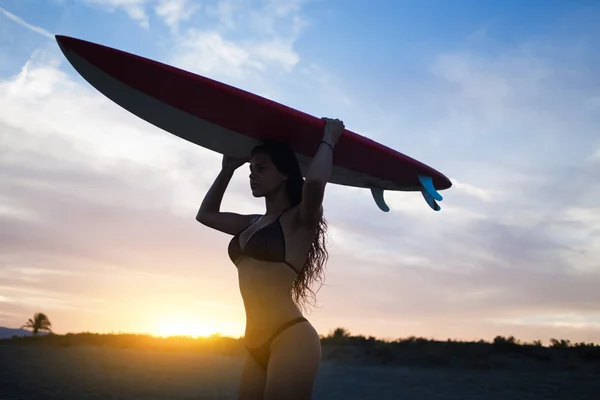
[1,0,599,343]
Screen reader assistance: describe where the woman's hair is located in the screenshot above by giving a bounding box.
[251,141,329,314]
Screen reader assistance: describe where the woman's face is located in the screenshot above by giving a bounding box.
[248,152,287,197]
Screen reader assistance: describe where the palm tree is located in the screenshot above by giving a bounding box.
[332,327,351,340]
[21,312,53,336]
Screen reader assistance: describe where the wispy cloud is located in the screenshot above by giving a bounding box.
[448,178,496,202]
[81,0,150,29]
[166,0,304,91]
[154,0,200,34]
[0,7,54,39]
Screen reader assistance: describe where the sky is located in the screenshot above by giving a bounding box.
[1,0,599,344]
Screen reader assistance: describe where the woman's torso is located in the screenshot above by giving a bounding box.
[228,206,316,346]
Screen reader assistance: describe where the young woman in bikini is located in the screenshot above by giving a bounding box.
[197,117,344,399]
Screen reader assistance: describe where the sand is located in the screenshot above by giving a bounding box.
[1,344,598,399]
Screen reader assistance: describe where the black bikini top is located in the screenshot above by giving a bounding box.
[227,206,299,274]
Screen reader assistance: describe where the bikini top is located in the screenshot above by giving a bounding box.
[227,206,299,274]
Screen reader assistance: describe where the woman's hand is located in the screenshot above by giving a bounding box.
[222,154,249,171]
[321,117,345,147]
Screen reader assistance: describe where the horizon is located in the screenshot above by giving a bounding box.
[1,0,599,345]
[3,323,597,348]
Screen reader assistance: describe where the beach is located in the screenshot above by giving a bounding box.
[1,341,598,399]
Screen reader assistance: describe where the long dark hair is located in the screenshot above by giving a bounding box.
[251,141,329,314]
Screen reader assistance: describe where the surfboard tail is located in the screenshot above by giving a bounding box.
[369,175,446,212]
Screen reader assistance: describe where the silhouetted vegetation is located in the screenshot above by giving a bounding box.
[0,331,244,356]
[2,325,599,371]
[318,327,600,370]
[20,312,53,336]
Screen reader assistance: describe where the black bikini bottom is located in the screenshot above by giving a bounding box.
[245,316,308,370]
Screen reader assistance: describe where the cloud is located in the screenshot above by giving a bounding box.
[0,7,54,39]
[80,0,151,29]
[170,30,266,79]
[203,0,237,30]
[429,37,600,150]
[589,147,600,163]
[154,0,200,34]
[450,178,496,202]
[245,0,309,37]
[170,29,299,81]
[163,0,309,98]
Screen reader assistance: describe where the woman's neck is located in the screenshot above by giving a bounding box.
[263,189,292,216]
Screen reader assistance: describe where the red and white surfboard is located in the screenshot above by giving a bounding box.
[55,35,451,211]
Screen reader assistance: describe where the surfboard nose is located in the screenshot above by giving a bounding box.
[55,35,87,56]
[55,35,74,54]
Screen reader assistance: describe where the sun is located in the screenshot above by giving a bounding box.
[153,315,219,338]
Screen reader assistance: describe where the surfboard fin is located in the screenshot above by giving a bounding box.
[370,188,390,212]
[418,175,442,211]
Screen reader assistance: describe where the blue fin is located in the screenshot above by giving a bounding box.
[421,189,441,211]
[370,188,390,212]
[418,175,443,201]
[418,175,443,211]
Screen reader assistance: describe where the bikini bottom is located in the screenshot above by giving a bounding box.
[245,316,308,370]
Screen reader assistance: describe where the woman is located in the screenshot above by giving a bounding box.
[196,117,345,400]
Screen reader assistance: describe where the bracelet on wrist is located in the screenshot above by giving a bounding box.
[320,140,334,151]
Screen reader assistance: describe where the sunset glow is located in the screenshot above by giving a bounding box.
[152,314,221,338]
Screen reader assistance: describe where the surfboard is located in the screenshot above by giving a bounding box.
[54,35,451,211]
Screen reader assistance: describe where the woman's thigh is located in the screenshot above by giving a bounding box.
[237,353,267,400]
[264,322,322,400]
